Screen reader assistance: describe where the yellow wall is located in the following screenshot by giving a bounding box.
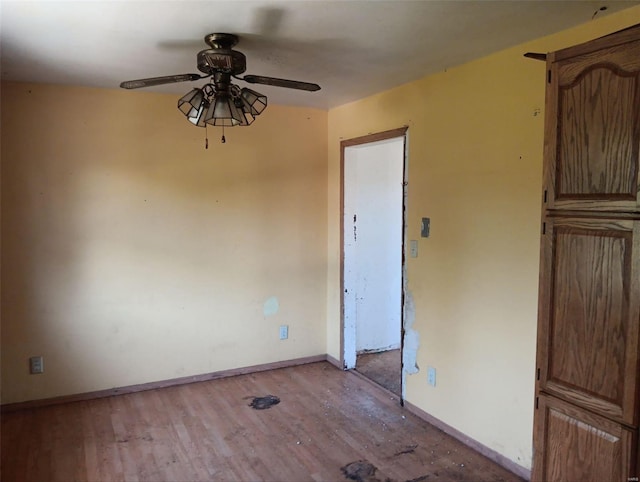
[326,8,640,471]
[2,5,640,473]
[1,83,328,404]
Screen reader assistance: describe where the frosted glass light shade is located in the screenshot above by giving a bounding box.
[177,88,208,127]
[205,93,243,127]
[240,88,267,116]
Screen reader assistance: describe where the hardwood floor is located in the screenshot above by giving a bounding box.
[1,362,524,482]
[356,349,402,396]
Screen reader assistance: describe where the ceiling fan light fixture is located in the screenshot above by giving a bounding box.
[234,98,256,126]
[178,88,209,126]
[123,32,320,141]
[178,88,204,115]
[240,88,267,116]
[191,99,210,127]
[205,93,243,127]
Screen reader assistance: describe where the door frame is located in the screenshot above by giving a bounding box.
[339,126,409,394]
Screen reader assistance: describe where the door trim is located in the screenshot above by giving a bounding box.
[339,126,408,394]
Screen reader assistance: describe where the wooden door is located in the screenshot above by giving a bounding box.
[533,394,636,482]
[533,24,640,481]
[543,26,640,213]
[537,217,640,425]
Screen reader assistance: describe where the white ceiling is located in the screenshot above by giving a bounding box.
[1,0,638,109]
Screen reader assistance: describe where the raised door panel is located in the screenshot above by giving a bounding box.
[532,394,636,482]
[544,35,640,212]
[536,217,640,425]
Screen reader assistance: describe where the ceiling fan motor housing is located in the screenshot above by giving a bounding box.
[197,49,246,76]
[197,33,246,76]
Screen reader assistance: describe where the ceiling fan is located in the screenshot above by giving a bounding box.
[120,33,321,137]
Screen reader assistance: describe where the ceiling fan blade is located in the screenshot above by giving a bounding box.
[253,7,287,36]
[242,75,320,92]
[120,73,206,89]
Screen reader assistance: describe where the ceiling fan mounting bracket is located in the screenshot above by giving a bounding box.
[204,33,239,50]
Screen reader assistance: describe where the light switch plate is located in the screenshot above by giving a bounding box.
[421,218,430,238]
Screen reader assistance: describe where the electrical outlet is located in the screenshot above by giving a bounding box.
[279,325,289,340]
[410,240,418,258]
[30,356,44,374]
[427,366,436,387]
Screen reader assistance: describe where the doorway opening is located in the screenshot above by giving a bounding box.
[340,127,407,398]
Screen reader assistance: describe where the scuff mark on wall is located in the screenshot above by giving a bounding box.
[353,213,357,241]
[402,288,420,399]
[263,296,279,317]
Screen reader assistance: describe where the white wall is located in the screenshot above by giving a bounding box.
[344,138,404,357]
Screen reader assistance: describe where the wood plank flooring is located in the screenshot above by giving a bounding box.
[1,362,524,482]
[356,349,402,396]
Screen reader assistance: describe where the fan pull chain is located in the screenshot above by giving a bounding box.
[221,125,226,144]
[205,125,209,149]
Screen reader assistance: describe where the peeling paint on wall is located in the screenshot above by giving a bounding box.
[263,296,279,317]
[402,289,420,399]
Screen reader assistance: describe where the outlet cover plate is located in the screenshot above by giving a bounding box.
[427,366,436,386]
[279,325,289,340]
[410,240,418,258]
[30,356,44,374]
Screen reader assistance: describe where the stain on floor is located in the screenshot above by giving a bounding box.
[341,460,384,482]
[394,444,418,456]
[405,476,430,482]
[248,395,280,410]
